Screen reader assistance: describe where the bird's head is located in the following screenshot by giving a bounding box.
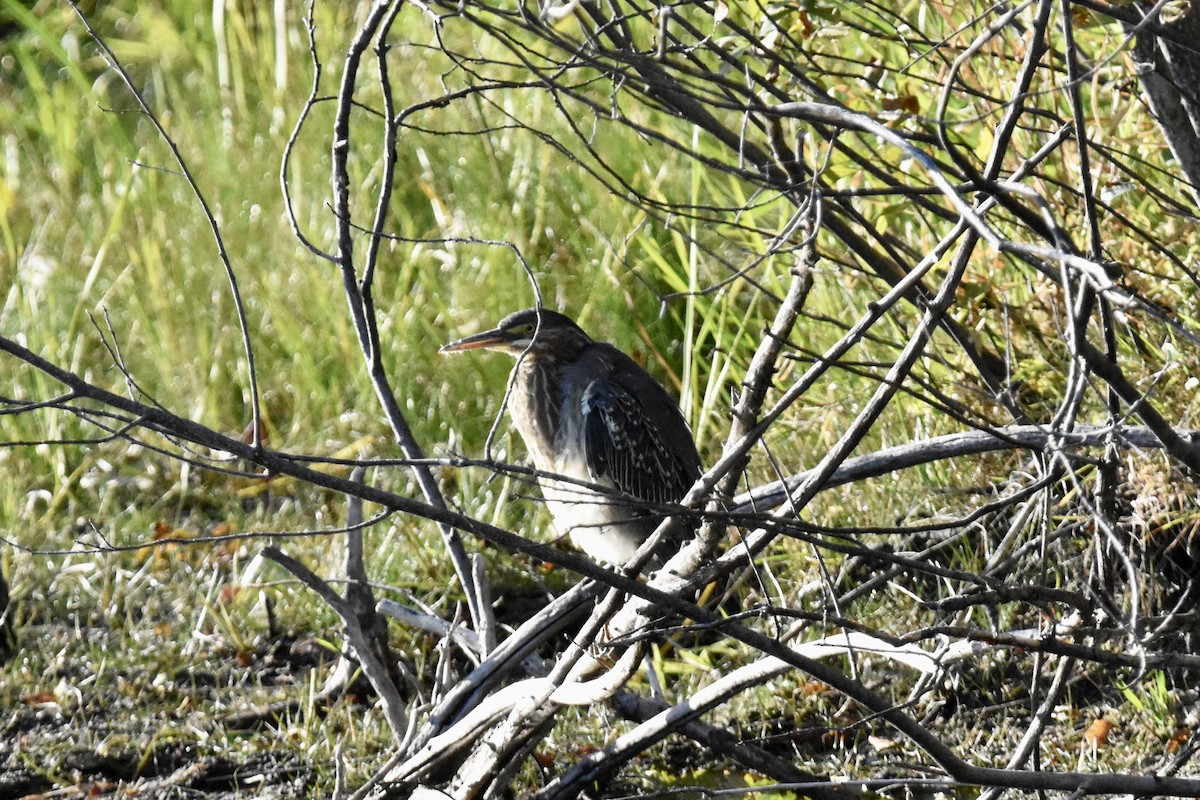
[440,308,591,358]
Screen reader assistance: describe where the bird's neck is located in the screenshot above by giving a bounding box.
[511,353,565,470]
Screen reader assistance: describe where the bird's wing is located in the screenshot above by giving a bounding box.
[579,349,701,506]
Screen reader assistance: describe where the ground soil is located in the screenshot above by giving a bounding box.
[0,626,334,800]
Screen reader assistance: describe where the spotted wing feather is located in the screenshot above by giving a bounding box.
[578,347,701,506]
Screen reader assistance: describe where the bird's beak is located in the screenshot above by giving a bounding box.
[439,327,510,354]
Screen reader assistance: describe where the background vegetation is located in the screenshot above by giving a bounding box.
[2,0,1199,797]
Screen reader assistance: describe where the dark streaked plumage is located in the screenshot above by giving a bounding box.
[441,308,702,566]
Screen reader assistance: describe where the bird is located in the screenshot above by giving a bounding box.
[440,307,702,567]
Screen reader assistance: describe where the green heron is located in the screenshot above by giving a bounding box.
[441,308,702,566]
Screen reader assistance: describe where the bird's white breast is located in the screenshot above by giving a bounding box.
[511,366,649,565]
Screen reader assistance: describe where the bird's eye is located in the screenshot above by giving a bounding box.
[518,323,536,335]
